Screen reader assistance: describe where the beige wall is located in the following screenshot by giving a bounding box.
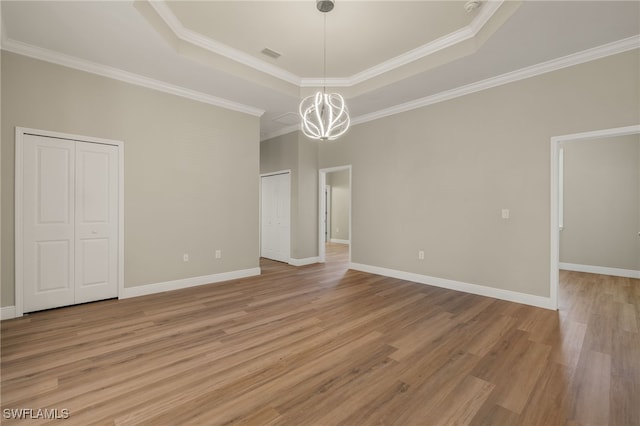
[260,132,298,258]
[319,50,639,298]
[260,132,319,260]
[560,135,640,271]
[1,51,260,307]
[0,21,3,308]
[327,170,350,242]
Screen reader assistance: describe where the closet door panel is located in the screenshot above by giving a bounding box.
[22,135,76,312]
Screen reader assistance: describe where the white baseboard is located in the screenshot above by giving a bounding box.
[559,263,640,279]
[1,306,17,320]
[330,239,350,245]
[289,257,320,267]
[349,262,554,310]
[120,267,261,299]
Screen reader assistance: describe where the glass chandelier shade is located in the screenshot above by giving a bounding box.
[299,91,350,141]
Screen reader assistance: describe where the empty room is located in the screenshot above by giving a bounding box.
[1,1,639,424]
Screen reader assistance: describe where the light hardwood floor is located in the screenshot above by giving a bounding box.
[1,243,638,425]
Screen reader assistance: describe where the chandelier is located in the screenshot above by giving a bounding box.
[299,0,350,141]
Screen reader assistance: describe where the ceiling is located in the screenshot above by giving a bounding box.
[1,1,639,140]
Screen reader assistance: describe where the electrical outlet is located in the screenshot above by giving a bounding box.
[501,209,510,219]
[418,250,425,260]
[215,250,222,259]
[336,227,339,233]
[183,253,189,262]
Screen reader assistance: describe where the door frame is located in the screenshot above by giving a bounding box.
[550,124,640,311]
[14,127,124,317]
[318,165,352,263]
[324,185,331,243]
[259,170,291,263]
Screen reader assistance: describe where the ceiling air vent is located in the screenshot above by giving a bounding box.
[261,48,281,59]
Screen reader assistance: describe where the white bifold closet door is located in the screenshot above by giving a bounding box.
[260,173,290,263]
[22,134,118,313]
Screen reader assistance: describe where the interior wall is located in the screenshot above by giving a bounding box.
[1,51,260,307]
[296,136,319,259]
[260,132,298,258]
[319,50,639,298]
[327,170,350,242]
[0,18,3,308]
[260,132,319,260]
[560,135,640,271]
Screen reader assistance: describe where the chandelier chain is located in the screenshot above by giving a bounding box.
[323,13,327,95]
[299,0,350,141]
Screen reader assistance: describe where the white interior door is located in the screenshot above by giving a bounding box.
[261,173,290,263]
[21,134,119,313]
[23,135,76,312]
[75,142,118,303]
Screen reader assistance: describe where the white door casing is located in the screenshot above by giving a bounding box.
[16,128,124,316]
[318,166,352,263]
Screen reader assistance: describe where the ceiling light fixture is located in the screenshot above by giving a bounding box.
[299,0,350,141]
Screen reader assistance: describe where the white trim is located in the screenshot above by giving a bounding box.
[260,36,640,142]
[150,0,501,88]
[259,169,291,178]
[1,38,264,117]
[558,147,564,230]
[149,1,302,87]
[121,267,261,299]
[305,1,503,87]
[289,257,319,267]
[325,184,331,244]
[330,239,350,245]
[550,124,640,311]
[319,166,352,264]
[14,127,125,318]
[559,263,640,280]
[350,262,554,310]
[1,306,16,321]
[351,36,640,127]
[14,128,24,317]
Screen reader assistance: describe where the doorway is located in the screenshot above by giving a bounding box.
[15,127,124,316]
[550,124,640,309]
[318,165,351,263]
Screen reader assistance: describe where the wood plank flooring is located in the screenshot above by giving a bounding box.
[1,243,639,425]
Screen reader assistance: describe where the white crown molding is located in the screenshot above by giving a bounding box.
[302,1,504,88]
[352,35,640,127]
[149,0,502,88]
[149,1,302,86]
[261,35,640,141]
[1,38,265,117]
[468,0,503,35]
